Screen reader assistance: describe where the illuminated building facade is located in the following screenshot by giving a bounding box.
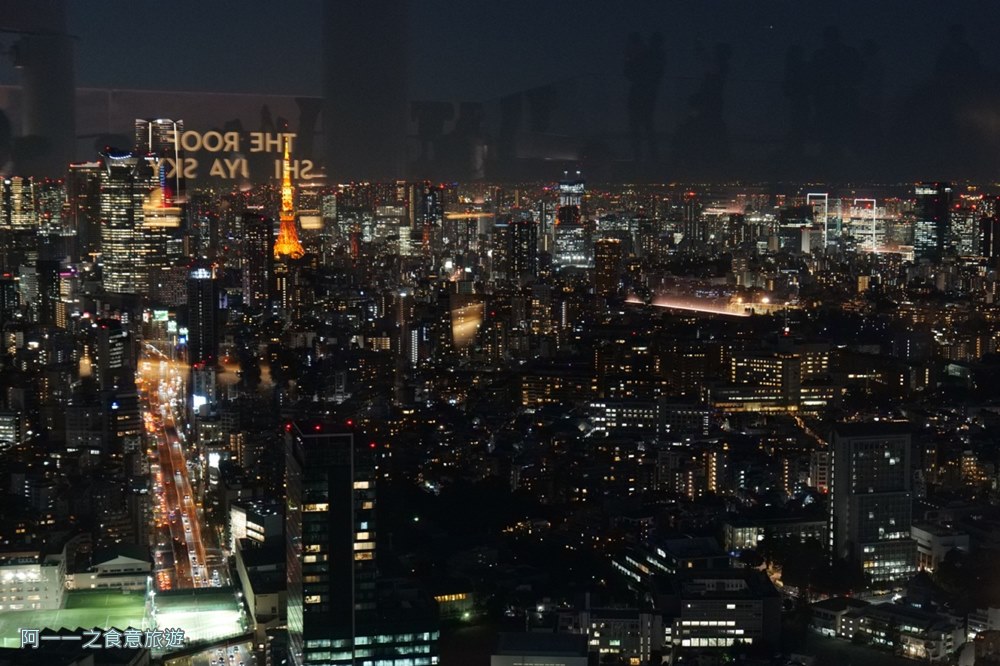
[67,161,102,260]
[90,318,131,391]
[408,182,443,255]
[554,208,589,268]
[979,208,1000,259]
[492,213,537,283]
[913,182,952,262]
[707,352,802,413]
[0,550,65,611]
[286,424,377,665]
[242,210,274,308]
[594,237,622,296]
[673,570,781,649]
[0,176,38,230]
[554,175,589,268]
[286,422,438,666]
[829,423,916,585]
[135,118,184,203]
[186,267,219,366]
[135,118,181,156]
[98,150,158,294]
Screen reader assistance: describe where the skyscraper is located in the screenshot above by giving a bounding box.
[242,210,274,309]
[134,118,182,155]
[286,423,377,665]
[913,182,953,262]
[558,173,584,208]
[829,422,916,585]
[594,237,622,297]
[408,182,443,256]
[0,176,38,230]
[286,422,438,666]
[186,267,219,367]
[979,206,1000,261]
[509,214,538,282]
[681,192,703,244]
[98,150,157,294]
[493,213,538,283]
[67,161,102,261]
[89,318,132,392]
[554,205,589,268]
[135,118,184,204]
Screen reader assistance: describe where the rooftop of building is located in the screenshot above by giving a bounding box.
[232,498,283,517]
[247,570,285,595]
[725,506,828,527]
[92,543,151,567]
[494,632,589,657]
[811,596,870,613]
[679,569,781,599]
[236,538,284,570]
[832,421,912,439]
[911,522,968,537]
[654,536,727,560]
[859,602,960,632]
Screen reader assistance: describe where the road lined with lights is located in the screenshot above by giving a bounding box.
[140,343,216,590]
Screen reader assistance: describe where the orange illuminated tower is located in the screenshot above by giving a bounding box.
[273,138,305,260]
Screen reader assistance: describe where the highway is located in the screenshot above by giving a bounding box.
[140,342,222,590]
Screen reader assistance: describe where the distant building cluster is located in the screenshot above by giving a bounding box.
[6,117,1000,665]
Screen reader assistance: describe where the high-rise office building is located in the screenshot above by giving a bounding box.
[35,178,66,235]
[186,267,219,367]
[408,182,443,256]
[492,214,537,283]
[0,176,38,230]
[681,192,703,244]
[135,118,182,156]
[913,183,953,262]
[509,214,538,282]
[492,221,510,282]
[979,211,1000,260]
[286,422,439,666]
[89,318,132,391]
[554,205,589,268]
[829,422,916,584]
[67,161,102,261]
[0,275,19,331]
[286,423,377,664]
[136,118,185,207]
[98,150,158,294]
[242,210,274,309]
[594,237,622,297]
[558,173,584,208]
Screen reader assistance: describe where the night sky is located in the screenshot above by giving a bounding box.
[0,0,993,102]
[4,0,1000,180]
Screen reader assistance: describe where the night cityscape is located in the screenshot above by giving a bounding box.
[5,2,1000,665]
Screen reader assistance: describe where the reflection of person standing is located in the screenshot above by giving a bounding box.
[626,32,665,164]
[782,45,809,157]
[642,33,665,163]
[625,33,645,162]
[0,110,12,176]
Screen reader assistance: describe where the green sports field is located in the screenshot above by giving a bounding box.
[0,590,149,648]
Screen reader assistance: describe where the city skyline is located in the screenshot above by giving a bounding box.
[5,3,1000,666]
